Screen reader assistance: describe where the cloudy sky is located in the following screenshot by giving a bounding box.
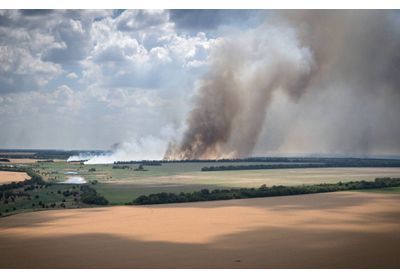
[0,10,399,158]
[0,10,263,150]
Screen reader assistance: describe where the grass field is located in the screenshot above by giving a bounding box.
[28,161,400,204]
[1,191,400,268]
[0,183,86,217]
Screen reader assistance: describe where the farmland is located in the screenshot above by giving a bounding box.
[1,154,400,268]
[0,171,30,185]
[30,161,400,204]
[2,155,400,207]
[1,191,400,268]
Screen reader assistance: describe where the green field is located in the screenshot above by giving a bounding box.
[0,183,84,217]
[28,161,400,204]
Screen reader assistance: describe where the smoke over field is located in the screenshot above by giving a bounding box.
[164,10,400,160]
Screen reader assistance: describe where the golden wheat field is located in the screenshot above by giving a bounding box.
[1,191,400,268]
[0,171,30,185]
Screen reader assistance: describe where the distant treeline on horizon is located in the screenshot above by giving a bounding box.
[114,157,400,166]
[0,149,108,160]
[2,148,400,163]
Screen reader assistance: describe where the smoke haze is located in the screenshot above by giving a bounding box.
[4,10,399,160]
[165,10,400,160]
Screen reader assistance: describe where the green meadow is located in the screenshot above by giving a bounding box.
[29,161,400,204]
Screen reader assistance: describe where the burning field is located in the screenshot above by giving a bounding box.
[163,11,400,161]
[1,9,400,270]
[1,191,400,268]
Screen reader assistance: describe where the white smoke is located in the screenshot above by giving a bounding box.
[67,153,102,162]
[67,126,176,165]
[87,136,167,164]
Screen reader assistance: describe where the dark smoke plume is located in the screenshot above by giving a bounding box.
[165,10,400,160]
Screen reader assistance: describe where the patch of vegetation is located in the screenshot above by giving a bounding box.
[1,165,111,217]
[80,185,109,205]
[1,166,77,216]
[112,165,131,169]
[115,161,162,166]
[93,183,227,205]
[134,165,147,171]
[0,166,47,194]
[130,177,400,205]
[355,186,400,194]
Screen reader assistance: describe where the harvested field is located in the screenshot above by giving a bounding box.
[1,191,400,268]
[1,158,38,164]
[0,171,30,185]
[0,152,35,156]
[124,167,400,187]
[0,158,64,164]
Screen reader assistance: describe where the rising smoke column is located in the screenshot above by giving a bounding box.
[164,41,244,160]
[164,21,315,160]
[165,10,400,160]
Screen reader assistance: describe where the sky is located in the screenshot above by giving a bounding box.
[0,10,399,158]
[0,10,262,150]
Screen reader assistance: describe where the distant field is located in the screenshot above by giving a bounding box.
[0,158,38,164]
[94,183,229,204]
[0,171,30,185]
[1,191,400,268]
[28,161,400,204]
[32,161,322,183]
[96,167,400,203]
[0,152,35,156]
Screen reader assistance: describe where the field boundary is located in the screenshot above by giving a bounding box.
[130,177,400,205]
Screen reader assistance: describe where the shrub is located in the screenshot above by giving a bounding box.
[80,185,109,205]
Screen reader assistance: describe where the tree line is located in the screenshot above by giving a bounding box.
[80,185,109,205]
[116,157,400,165]
[130,177,400,205]
[201,161,400,171]
[114,161,162,166]
[201,164,326,171]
